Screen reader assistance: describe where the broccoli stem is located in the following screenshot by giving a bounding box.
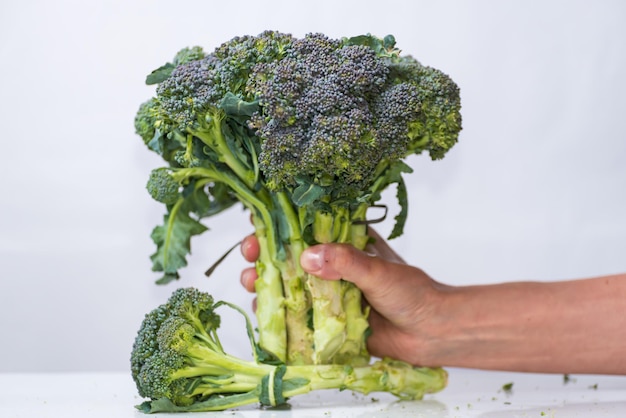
[160,197,186,271]
[283,360,447,400]
[141,359,447,413]
[191,113,255,190]
[252,215,288,362]
[306,205,371,365]
[309,210,347,365]
[253,191,314,365]
[274,192,315,365]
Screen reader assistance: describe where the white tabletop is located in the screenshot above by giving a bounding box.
[1,368,625,417]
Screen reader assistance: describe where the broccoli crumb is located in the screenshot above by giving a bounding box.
[501,382,514,394]
[563,374,577,384]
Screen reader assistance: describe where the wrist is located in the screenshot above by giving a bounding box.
[394,280,458,367]
[416,282,538,369]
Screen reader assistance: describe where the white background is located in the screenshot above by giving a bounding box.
[0,0,624,372]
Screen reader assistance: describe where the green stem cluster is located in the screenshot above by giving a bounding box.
[251,195,374,366]
[140,357,447,413]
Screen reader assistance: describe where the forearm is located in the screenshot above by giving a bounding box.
[427,273,626,374]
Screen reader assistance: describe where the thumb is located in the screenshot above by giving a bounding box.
[300,243,410,296]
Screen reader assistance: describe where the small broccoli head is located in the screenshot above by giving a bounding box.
[166,286,220,331]
[155,31,294,131]
[146,167,180,205]
[212,30,295,96]
[134,98,160,145]
[135,351,194,406]
[130,288,221,406]
[134,96,187,165]
[157,316,196,356]
[371,82,422,158]
[130,302,172,396]
[387,56,462,159]
[155,57,218,130]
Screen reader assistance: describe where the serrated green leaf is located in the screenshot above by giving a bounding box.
[388,176,408,240]
[150,199,208,284]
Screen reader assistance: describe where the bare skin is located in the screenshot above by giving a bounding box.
[240,230,626,375]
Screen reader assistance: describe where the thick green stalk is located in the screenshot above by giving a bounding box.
[253,191,314,365]
[252,215,287,362]
[306,205,371,365]
[308,210,347,364]
[283,359,447,400]
[335,203,370,363]
[274,192,314,365]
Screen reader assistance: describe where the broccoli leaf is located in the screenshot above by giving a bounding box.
[343,34,397,56]
[292,182,326,207]
[146,62,176,85]
[222,118,257,176]
[259,365,287,406]
[388,176,408,240]
[138,391,260,413]
[219,92,260,117]
[184,180,238,218]
[150,199,208,284]
[367,161,413,240]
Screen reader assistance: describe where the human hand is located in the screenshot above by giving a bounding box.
[240,229,447,366]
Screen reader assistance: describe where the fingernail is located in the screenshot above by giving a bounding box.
[240,270,250,288]
[301,248,323,272]
[240,238,251,256]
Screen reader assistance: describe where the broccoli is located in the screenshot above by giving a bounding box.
[146,168,180,204]
[131,287,448,412]
[134,30,461,402]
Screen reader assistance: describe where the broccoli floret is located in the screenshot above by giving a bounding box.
[388,55,462,159]
[134,98,186,163]
[134,98,160,145]
[146,168,180,205]
[134,31,461,372]
[131,287,448,412]
[156,31,294,131]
